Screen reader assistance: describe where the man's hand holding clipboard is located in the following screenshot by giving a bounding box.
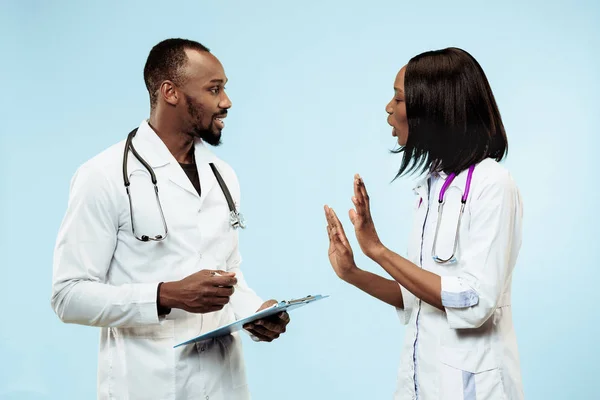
[243,299,291,342]
[174,294,329,348]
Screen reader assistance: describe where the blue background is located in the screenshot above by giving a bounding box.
[1,0,598,398]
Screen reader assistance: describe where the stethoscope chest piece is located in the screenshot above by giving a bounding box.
[230,210,246,230]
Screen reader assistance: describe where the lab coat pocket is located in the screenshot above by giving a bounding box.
[216,331,249,391]
[109,320,176,400]
[438,346,505,400]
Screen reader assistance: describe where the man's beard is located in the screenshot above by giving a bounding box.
[186,96,223,146]
[191,121,222,146]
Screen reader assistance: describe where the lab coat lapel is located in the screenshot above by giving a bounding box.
[132,121,221,207]
[412,175,429,204]
[408,175,430,266]
[166,163,201,200]
[193,140,218,211]
[130,121,171,170]
[133,121,204,201]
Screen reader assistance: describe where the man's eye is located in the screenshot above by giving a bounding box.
[211,88,220,94]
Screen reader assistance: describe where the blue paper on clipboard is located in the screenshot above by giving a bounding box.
[174,294,329,348]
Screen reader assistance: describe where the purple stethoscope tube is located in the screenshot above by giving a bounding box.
[431,164,476,264]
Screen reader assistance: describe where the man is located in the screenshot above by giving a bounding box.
[51,38,290,400]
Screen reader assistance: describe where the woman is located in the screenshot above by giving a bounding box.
[325,47,524,400]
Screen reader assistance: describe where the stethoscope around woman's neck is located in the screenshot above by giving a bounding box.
[122,127,246,242]
[430,164,476,264]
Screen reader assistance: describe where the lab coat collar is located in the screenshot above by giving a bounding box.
[411,166,436,194]
[132,120,219,201]
[411,166,466,198]
[133,120,218,166]
[411,173,429,200]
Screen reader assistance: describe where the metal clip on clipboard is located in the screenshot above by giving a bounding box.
[284,295,318,305]
[174,294,329,347]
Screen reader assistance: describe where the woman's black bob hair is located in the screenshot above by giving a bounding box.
[393,47,508,178]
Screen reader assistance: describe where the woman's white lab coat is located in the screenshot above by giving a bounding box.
[394,158,525,400]
[51,121,264,400]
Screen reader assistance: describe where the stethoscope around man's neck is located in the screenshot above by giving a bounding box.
[122,127,246,242]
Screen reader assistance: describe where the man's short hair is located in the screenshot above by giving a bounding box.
[143,38,210,109]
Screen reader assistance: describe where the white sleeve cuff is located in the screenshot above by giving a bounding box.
[441,276,479,309]
[395,283,412,325]
[136,283,161,325]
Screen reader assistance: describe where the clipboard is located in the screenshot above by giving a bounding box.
[174,294,329,348]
